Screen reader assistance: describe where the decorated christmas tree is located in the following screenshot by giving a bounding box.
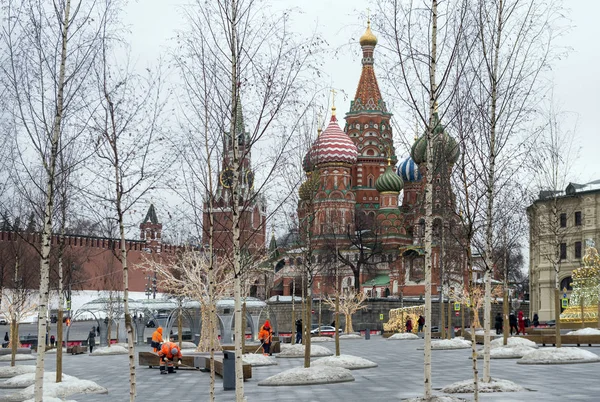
[560,242,600,324]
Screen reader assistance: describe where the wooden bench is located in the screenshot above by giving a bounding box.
[523,334,600,347]
[67,345,86,355]
[138,351,252,380]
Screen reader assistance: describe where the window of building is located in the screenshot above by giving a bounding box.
[575,211,582,226]
[560,276,573,291]
[560,213,566,227]
[560,243,567,260]
[575,241,582,259]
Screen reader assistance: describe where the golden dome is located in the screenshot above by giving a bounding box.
[359,21,378,46]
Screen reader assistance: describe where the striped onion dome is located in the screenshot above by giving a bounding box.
[396,157,422,182]
[309,115,358,166]
[376,165,404,193]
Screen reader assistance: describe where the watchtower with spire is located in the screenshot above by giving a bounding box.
[140,204,162,252]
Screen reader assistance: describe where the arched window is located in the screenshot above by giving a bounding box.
[367,175,374,187]
[560,276,573,291]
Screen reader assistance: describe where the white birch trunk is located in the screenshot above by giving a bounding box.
[34,1,71,399]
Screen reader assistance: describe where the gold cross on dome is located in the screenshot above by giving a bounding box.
[367,8,371,24]
[330,89,337,116]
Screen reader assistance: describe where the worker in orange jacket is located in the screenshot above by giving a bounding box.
[258,320,273,356]
[151,327,164,352]
[158,341,182,374]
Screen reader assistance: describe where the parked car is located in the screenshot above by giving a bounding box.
[0,318,7,325]
[310,326,343,336]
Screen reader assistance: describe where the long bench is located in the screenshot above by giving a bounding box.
[523,334,600,347]
[138,351,252,380]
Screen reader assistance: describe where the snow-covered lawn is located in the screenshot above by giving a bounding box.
[277,344,333,358]
[258,366,354,386]
[1,372,75,388]
[0,354,35,362]
[0,365,36,378]
[566,328,600,336]
[479,345,537,359]
[421,338,471,350]
[91,345,128,355]
[442,378,525,393]
[310,336,334,342]
[518,347,600,364]
[45,348,68,354]
[312,354,377,370]
[339,334,362,339]
[24,397,77,402]
[405,396,468,402]
[6,373,107,401]
[490,337,538,349]
[242,353,277,366]
[388,333,419,340]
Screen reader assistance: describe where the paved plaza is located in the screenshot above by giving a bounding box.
[1,336,599,401]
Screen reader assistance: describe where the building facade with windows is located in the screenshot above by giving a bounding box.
[527,181,600,321]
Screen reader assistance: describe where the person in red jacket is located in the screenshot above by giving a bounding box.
[517,310,525,335]
[158,341,182,374]
[406,318,413,333]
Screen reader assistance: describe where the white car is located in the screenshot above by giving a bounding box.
[310,326,343,336]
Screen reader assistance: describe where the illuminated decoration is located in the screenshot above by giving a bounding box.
[560,246,600,323]
[384,305,425,333]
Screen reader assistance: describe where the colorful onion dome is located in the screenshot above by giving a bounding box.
[376,165,404,193]
[302,151,313,172]
[298,172,320,200]
[359,21,378,47]
[309,115,358,166]
[410,112,460,165]
[397,157,422,182]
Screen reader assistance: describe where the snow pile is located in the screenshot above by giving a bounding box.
[491,337,538,349]
[442,378,525,393]
[388,333,419,340]
[311,336,334,342]
[0,365,36,378]
[481,345,537,359]
[7,375,107,400]
[339,334,362,339]
[312,354,377,370]
[242,354,277,366]
[258,366,354,386]
[0,354,35,362]
[45,348,68,354]
[181,348,198,354]
[429,338,471,350]
[2,372,75,388]
[518,347,600,364]
[277,344,333,358]
[24,398,77,402]
[91,345,128,355]
[178,341,197,349]
[566,328,600,335]
[405,396,467,402]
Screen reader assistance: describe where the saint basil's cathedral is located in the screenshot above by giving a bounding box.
[271,21,466,299]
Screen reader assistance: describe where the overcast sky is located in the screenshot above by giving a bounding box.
[123,0,599,185]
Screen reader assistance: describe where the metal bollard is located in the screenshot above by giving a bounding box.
[223,350,235,390]
[365,328,370,340]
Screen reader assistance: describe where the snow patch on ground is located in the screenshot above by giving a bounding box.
[518,347,600,364]
[339,334,362,339]
[277,344,333,358]
[388,333,419,340]
[1,372,75,388]
[0,354,35,362]
[45,348,68,354]
[7,375,107,401]
[0,366,36,378]
[177,341,197,349]
[91,345,129,355]
[566,327,600,335]
[24,398,77,402]
[491,337,538,349]
[478,345,537,359]
[428,338,471,350]
[405,395,468,402]
[442,378,525,393]
[312,354,377,370]
[181,348,198,354]
[242,354,277,366]
[310,336,334,342]
[258,366,354,386]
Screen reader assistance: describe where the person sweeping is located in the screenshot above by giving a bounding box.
[258,320,273,356]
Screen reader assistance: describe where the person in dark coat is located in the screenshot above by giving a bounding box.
[86,327,96,354]
[509,312,518,335]
[533,313,539,327]
[494,313,503,335]
[417,315,425,332]
[295,319,302,344]
[406,318,413,333]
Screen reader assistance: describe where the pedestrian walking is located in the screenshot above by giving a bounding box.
[258,320,273,356]
[157,341,182,374]
[50,335,55,347]
[494,313,503,335]
[518,310,526,335]
[295,319,302,344]
[3,332,8,348]
[533,313,539,327]
[509,312,518,335]
[86,327,96,354]
[406,318,413,333]
[417,315,425,332]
